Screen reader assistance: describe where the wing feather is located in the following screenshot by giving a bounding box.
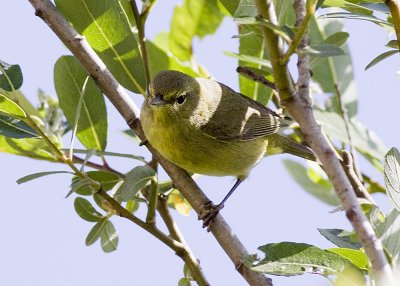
[199,81,284,141]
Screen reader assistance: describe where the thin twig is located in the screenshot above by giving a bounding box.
[236,66,276,90]
[157,195,209,285]
[146,156,158,224]
[341,150,376,203]
[281,0,318,65]
[254,0,393,283]
[28,1,270,285]
[130,0,151,87]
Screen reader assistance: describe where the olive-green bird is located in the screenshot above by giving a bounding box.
[141,70,316,226]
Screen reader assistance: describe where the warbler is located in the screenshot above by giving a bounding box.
[140,70,316,226]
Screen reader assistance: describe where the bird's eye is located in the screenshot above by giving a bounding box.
[177,94,186,104]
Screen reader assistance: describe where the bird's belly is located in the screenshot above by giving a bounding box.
[144,123,267,177]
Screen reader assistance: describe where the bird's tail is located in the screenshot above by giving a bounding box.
[266,134,317,162]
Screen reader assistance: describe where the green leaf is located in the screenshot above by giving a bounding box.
[116,165,156,202]
[178,278,191,286]
[234,17,291,42]
[384,148,400,211]
[386,40,398,49]
[0,93,26,117]
[85,217,109,246]
[169,0,224,61]
[318,228,361,250]
[0,89,42,119]
[218,0,240,16]
[306,43,345,57]
[74,171,121,196]
[54,56,107,151]
[314,109,387,169]
[68,177,96,198]
[125,200,140,213]
[0,61,23,91]
[224,52,272,69]
[0,136,57,161]
[249,242,356,276]
[319,12,393,31]
[322,0,374,15]
[17,170,71,184]
[74,197,103,222]
[325,31,350,47]
[283,160,339,205]
[327,248,368,271]
[66,148,145,162]
[237,25,273,105]
[233,0,257,18]
[376,209,400,263]
[309,18,357,117]
[365,50,399,71]
[0,114,38,139]
[55,0,145,93]
[148,35,201,78]
[101,220,118,253]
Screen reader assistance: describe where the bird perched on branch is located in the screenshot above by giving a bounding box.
[140,70,316,228]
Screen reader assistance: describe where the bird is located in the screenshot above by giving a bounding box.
[140,70,316,227]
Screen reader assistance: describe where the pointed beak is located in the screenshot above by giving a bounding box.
[150,94,167,106]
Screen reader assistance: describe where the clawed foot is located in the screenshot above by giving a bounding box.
[198,201,224,231]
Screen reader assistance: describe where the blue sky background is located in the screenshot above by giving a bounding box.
[1,1,400,286]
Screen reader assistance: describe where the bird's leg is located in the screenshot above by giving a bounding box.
[199,178,243,230]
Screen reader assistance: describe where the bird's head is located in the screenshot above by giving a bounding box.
[146,70,201,119]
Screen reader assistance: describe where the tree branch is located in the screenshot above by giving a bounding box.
[254,0,394,283]
[27,1,271,285]
[385,0,400,52]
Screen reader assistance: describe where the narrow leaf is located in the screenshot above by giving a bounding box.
[65,148,145,162]
[0,61,23,91]
[0,136,57,161]
[85,217,109,246]
[74,197,103,222]
[74,171,121,196]
[318,228,361,249]
[306,43,345,57]
[101,220,118,253]
[17,170,71,184]
[0,93,26,117]
[365,50,399,71]
[116,165,156,202]
[0,114,38,139]
[249,242,356,276]
[54,56,107,151]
